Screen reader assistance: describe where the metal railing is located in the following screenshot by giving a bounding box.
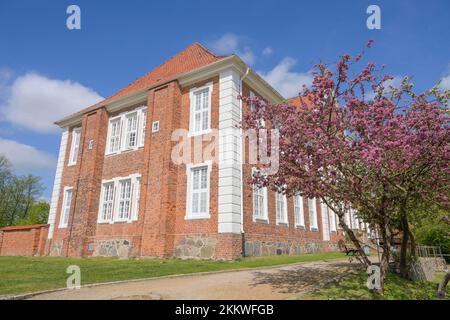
[416,245,448,259]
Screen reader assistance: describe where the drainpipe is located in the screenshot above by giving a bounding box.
[239,68,250,234]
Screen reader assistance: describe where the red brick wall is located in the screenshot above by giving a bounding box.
[48,75,344,260]
[0,225,49,256]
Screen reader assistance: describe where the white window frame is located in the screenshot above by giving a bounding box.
[105,106,147,155]
[68,128,81,166]
[275,192,288,225]
[294,194,305,227]
[308,198,318,231]
[116,178,132,222]
[185,161,212,220]
[321,202,331,241]
[329,207,337,232]
[252,168,268,222]
[189,82,212,137]
[97,173,141,224]
[124,112,138,150]
[139,110,147,147]
[59,187,73,228]
[249,91,266,127]
[98,182,115,223]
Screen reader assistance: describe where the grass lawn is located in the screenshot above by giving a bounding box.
[0,252,346,296]
[306,268,450,300]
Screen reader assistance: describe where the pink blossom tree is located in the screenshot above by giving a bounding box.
[242,41,449,292]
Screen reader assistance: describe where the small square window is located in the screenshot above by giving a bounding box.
[152,121,160,133]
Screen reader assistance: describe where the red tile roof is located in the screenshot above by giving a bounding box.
[71,43,227,117]
[286,95,313,108]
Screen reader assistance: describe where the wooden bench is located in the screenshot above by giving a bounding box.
[338,240,359,256]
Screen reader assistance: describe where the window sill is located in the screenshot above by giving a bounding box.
[276,222,289,227]
[295,225,305,229]
[187,129,212,138]
[310,227,319,232]
[67,163,76,167]
[185,214,210,220]
[105,146,144,157]
[253,218,269,224]
[58,225,68,229]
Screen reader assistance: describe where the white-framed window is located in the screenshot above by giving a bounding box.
[294,194,305,227]
[99,182,115,223]
[351,209,359,229]
[117,179,132,221]
[308,198,318,230]
[68,128,81,166]
[321,202,330,241]
[106,106,147,155]
[186,162,211,219]
[276,192,288,225]
[189,83,212,136]
[252,168,268,221]
[59,187,73,228]
[125,112,138,149]
[108,118,122,154]
[97,174,141,224]
[249,91,265,127]
[329,207,337,232]
[139,110,147,147]
[132,177,141,221]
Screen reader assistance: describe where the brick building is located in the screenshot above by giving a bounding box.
[46,43,361,260]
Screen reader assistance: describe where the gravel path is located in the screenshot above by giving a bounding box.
[28,258,362,300]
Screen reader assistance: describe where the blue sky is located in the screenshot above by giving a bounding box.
[0,0,449,199]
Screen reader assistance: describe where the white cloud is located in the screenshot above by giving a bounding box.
[0,138,56,172]
[262,47,273,57]
[259,57,313,98]
[439,64,450,90]
[209,33,255,65]
[0,73,103,133]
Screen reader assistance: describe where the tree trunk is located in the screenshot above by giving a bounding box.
[437,271,450,300]
[399,211,410,278]
[378,217,392,294]
[336,213,372,267]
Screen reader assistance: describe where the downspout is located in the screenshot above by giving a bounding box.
[239,68,250,234]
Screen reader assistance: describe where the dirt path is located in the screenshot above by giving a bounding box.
[28,258,363,300]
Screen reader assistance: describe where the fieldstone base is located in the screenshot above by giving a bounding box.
[93,239,132,259]
[244,240,329,257]
[174,236,217,259]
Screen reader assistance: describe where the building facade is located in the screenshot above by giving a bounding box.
[46,43,362,260]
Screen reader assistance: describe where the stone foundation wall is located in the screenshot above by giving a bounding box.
[244,240,335,257]
[409,257,447,281]
[93,239,132,259]
[174,235,217,259]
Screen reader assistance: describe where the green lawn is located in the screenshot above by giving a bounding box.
[0,252,345,296]
[306,268,449,300]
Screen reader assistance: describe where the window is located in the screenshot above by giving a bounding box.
[140,110,147,146]
[189,83,212,135]
[249,91,265,127]
[321,202,330,241]
[97,174,141,224]
[329,208,337,232]
[294,194,305,227]
[59,187,73,228]
[117,179,132,221]
[132,177,141,221]
[106,107,147,155]
[152,121,160,133]
[125,113,138,149]
[308,198,318,230]
[68,128,81,166]
[100,183,114,223]
[186,163,211,219]
[108,118,121,154]
[351,210,359,229]
[276,192,288,224]
[252,168,268,221]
